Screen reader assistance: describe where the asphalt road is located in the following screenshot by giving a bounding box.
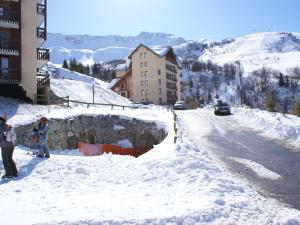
[178,109,300,210]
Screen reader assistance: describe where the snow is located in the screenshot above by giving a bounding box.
[232,107,300,148]
[46,32,187,64]
[0,98,299,224]
[200,32,300,73]
[46,64,132,106]
[229,157,282,180]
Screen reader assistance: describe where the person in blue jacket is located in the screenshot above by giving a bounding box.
[37,117,50,158]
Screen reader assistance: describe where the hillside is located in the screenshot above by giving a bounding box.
[42,64,132,106]
[200,32,300,73]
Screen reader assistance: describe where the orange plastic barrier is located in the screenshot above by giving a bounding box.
[78,142,104,156]
[78,142,151,157]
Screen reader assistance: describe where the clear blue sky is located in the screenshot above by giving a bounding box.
[48,0,300,40]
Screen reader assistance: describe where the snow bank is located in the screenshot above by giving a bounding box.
[233,107,300,148]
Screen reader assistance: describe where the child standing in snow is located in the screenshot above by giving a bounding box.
[0,113,18,179]
[37,117,50,158]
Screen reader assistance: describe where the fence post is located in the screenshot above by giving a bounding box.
[67,96,70,107]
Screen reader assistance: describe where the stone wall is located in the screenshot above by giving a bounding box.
[14,115,167,150]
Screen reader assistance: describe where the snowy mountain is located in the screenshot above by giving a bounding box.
[45,32,187,64]
[200,32,300,73]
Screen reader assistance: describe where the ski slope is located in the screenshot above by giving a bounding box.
[200,32,300,73]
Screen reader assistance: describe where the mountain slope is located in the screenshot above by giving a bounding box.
[45,32,187,64]
[199,32,300,73]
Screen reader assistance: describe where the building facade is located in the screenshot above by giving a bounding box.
[112,44,181,105]
[0,0,50,104]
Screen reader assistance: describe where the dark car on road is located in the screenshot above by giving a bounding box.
[214,102,231,115]
[173,101,187,110]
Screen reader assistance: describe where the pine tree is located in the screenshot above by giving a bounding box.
[62,59,69,69]
[278,73,285,87]
[92,63,99,76]
[285,75,290,87]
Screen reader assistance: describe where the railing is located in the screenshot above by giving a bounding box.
[0,40,19,51]
[166,73,177,82]
[37,75,50,88]
[166,65,177,74]
[37,3,46,16]
[167,82,178,91]
[37,48,50,61]
[0,69,20,83]
[37,27,46,39]
[0,11,19,23]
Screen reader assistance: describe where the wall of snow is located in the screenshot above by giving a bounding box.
[15,115,167,150]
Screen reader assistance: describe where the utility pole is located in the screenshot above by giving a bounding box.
[92,78,95,103]
[235,61,243,106]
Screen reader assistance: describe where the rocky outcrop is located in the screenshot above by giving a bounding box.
[14,115,167,150]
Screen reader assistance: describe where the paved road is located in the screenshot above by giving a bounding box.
[178,109,300,209]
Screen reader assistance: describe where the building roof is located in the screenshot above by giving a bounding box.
[127,44,182,68]
[110,69,132,90]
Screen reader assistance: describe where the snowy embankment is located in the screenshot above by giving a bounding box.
[45,64,132,106]
[233,107,300,148]
[0,98,299,224]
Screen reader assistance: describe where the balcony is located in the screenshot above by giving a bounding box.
[166,73,177,82]
[166,65,177,74]
[167,82,178,91]
[0,69,20,83]
[37,2,46,25]
[37,48,50,68]
[0,11,19,29]
[0,41,20,56]
[167,91,178,101]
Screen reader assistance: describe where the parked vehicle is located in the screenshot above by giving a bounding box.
[173,101,187,110]
[141,100,154,105]
[214,102,231,115]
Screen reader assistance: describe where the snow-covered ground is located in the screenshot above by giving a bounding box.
[200,32,300,73]
[232,107,300,148]
[0,97,300,224]
[0,62,300,224]
[45,64,132,106]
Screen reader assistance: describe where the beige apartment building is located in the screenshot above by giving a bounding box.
[112,44,181,105]
[0,0,50,104]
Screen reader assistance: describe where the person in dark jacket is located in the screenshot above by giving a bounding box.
[37,117,50,158]
[0,113,18,179]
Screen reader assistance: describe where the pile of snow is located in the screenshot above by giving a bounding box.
[200,32,300,73]
[46,32,187,64]
[45,64,132,106]
[0,101,299,224]
[233,107,300,148]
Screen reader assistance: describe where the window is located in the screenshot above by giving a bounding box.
[158,79,161,85]
[140,62,143,68]
[141,72,143,77]
[141,81,144,86]
[158,88,162,95]
[144,52,147,58]
[159,98,162,104]
[158,69,161,75]
[140,53,143,59]
[0,8,3,17]
[1,57,9,79]
[144,62,147,68]
[0,32,9,49]
[141,89,144,96]
[144,71,148,77]
[145,80,148,87]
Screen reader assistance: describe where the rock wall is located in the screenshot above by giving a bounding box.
[15,115,167,150]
